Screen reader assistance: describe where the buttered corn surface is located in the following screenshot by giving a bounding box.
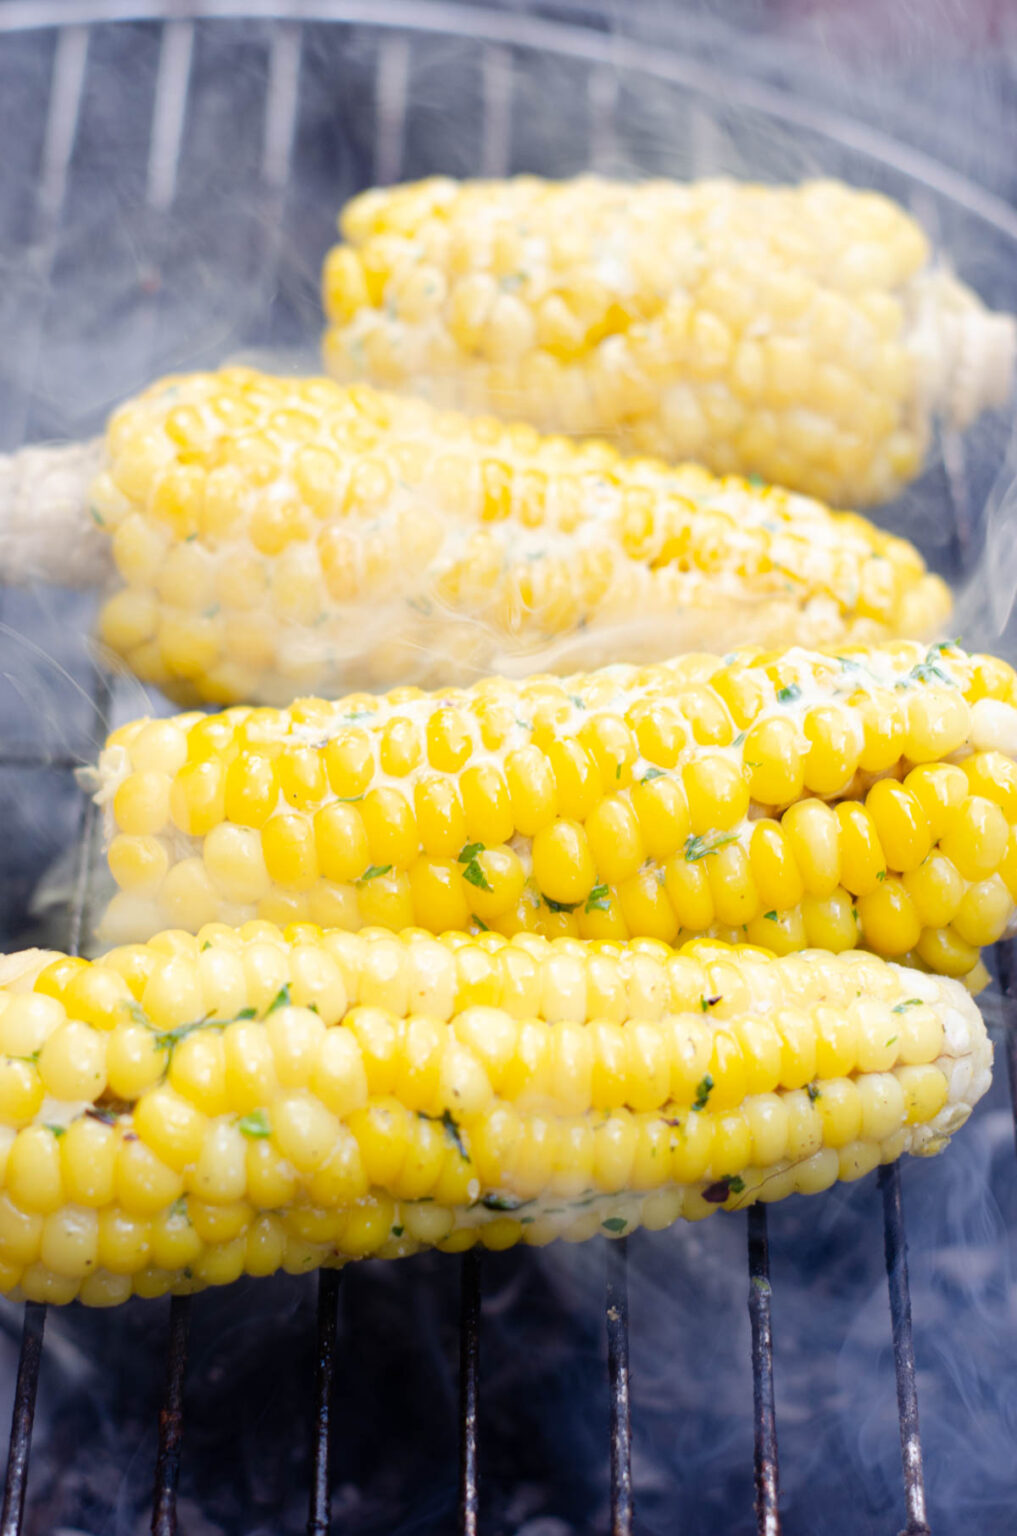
[323,175,1015,506]
[90,368,950,706]
[0,929,991,1306]
[94,640,1017,987]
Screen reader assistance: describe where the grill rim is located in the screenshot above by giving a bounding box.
[0,6,1014,1534]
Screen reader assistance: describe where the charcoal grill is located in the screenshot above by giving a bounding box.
[1,5,1017,1534]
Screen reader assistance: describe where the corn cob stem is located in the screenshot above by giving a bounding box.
[0,927,991,1306]
[93,640,1017,988]
[0,368,950,706]
[323,176,1016,507]
[0,438,108,588]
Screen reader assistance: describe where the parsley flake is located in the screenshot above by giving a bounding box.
[777,683,802,705]
[892,998,923,1014]
[357,864,392,884]
[585,884,611,914]
[640,766,666,783]
[482,1193,527,1212]
[693,1074,714,1112]
[763,910,777,921]
[602,1216,627,1233]
[238,1110,272,1139]
[458,842,492,892]
[545,896,578,913]
[45,1123,66,1138]
[806,1082,821,1103]
[684,831,738,863]
[267,985,291,1014]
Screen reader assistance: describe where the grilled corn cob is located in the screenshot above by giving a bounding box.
[93,639,1017,987]
[3,368,950,707]
[0,927,991,1305]
[322,175,1016,507]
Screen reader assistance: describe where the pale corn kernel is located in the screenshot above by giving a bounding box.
[60,1118,116,1207]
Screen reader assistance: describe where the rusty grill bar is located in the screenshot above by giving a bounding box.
[0,6,1015,1535]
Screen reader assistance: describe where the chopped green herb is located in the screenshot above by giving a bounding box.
[458,842,492,892]
[267,984,291,1014]
[344,709,375,722]
[201,940,212,951]
[391,1225,405,1237]
[693,1074,714,1112]
[441,1109,469,1161]
[569,694,587,710]
[602,1216,627,1234]
[615,763,622,780]
[89,505,105,526]
[876,869,887,882]
[585,884,611,914]
[357,864,392,884]
[747,473,765,487]
[640,766,666,782]
[238,1110,272,1139]
[545,896,578,913]
[892,998,923,1014]
[732,731,746,748]
[763,910,777,921]
[885,1035,898,1048]
[806,1082,821,1103]
[777,683,802,705]
[169,1197,189,1220]
[684,831,738,863]
[482,1193,526,1212]
[515,718,533,731]
[45,1123,65,1138]
[728,1175,746,1194]
[337,794,364,803]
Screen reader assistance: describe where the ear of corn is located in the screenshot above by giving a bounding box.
[93,640,1017,987]
[88,367,950,707]
[322,175,1015,508]
[0,928,990,1306]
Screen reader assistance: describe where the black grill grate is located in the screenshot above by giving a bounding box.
[0,5,1016,1534]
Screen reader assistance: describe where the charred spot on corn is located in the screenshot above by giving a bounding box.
[702,1174,746,1204]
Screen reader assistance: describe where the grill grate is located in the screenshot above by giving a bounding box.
[0,6,1016,1534]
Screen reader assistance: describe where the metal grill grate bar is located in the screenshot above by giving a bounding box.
[748,1205,780,1536]
[880,1162,930,1536]
[587,65,618,173]
[458,1249,481,1536]
[147,20,194,212]
[480,45,512,177]
[374,33,409,185]
[605,1238,632,1536]
[997,942,1017,1158]
[150,1296,191,1536]
[263,22,302,191]
[0,1306,45,1536]
[36,23,88,233]
[307,1268,342,1536]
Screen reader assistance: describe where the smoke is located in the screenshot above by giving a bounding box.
[1,5,1017,1535]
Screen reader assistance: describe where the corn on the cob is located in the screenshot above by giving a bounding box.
[4,368,950,707]
[0,927,990,1305]
[322,175,1016,507]
[93,640,1017,987]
